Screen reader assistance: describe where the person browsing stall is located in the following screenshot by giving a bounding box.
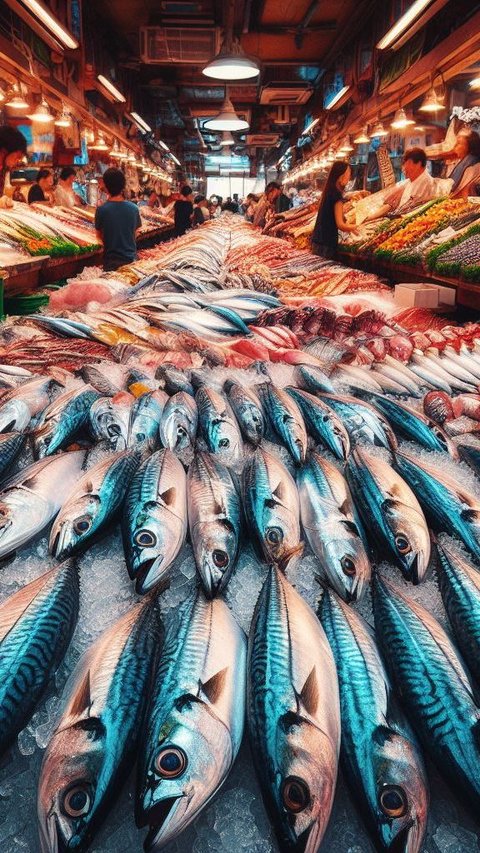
[28,168,54,205]
[447,130,480,194]
[311,161,358,259]
[174,185,194,236]
[94,167,142,272]
[0,125,27,208]
[54,166,77,208]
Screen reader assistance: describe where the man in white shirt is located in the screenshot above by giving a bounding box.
[396,147,436,212]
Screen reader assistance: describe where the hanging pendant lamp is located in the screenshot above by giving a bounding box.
[354,126,370,144]
[204,91,249,132]
[203,38,259,81]
[29,96,54,123]
[5,82,29,111]
[55,109,71,127]
[391,108,415,129]
[419,87,446,113]
[370,120,389,138]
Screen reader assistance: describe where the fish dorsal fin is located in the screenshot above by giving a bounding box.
[199,667,228,703]
[297,666,319,717]
[372,724,395,747]
[68,670,92,719]
[461,508,480,523]
[73,716,106,740]
[160,487,176,507]
[0,567,55,642]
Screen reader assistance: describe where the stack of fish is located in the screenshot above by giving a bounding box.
[0,217,479,853]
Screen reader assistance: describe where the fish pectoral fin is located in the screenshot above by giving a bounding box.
[68,670,92,717]
[159,487,176,506]
[338,499,350,517]
[272,481,286,502]
[461,507,480,522]
[72,715,106,741]
[199,667,228,704]
[372,724,396,747]
[296,667,319,717]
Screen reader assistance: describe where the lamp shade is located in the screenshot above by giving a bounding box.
[419,88,446,113]
[29,97,54,123]
[354,126,370,144]
[5,83,29,111]
[203,42,260,81]
[391,108,415,129]
[204,96,249,131]
[219,131,235,146]
[370,121,389,138]
[55,109,71,127]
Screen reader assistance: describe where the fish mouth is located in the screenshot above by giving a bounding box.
[143,797,184,850]
[135,556,164,594]
[387,820,418,853]
[39,813,60,853]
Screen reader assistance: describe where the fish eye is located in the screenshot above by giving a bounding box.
[212,549,229,568]
[341,556,356,576]
[135,529,157,548]
[282,777,311,813]
[62,784,92,818]
[73,516,92,535]
[155,746,187,778]
[266,526,284,545]
[218,438,230,448]
[395,534,411,555]
[379,785,407,818]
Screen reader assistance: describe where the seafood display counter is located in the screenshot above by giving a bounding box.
[1,216,480,853]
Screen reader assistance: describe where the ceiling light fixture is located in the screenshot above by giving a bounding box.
[18,0,79,49]
[158,140,169,151]
[130,112,152,133]
[126,150,136,164]
[377,0,434,50]
[391,107,415,129]
[204,92,249,131]
[370,120,389,138]
[339,135,354,152]
[29,96,54,123]
[89,131,109,151]
[470,77,480,90]
[203,38,260,81]
[170,153,181,166]
[418,87,446,112]
[5,82,29,111]
[220,131,235,147]
[54,109,71,127]
[109,139,122,158]
[325,85,350,110]
[97,75,126,103]
[354,126,370,144]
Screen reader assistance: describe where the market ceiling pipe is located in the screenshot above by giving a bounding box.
[295,0,321,49]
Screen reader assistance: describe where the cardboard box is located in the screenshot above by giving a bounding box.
[394,283,439,308]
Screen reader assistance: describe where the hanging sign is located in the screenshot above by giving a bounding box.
[376,145,395,188]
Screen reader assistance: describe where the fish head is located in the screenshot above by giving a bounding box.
[192,519,238,597]
[0,399,31,433]
[382,498,430,584]
[369,729,428,853]
[238,403,264,445]
[260,501,302,566]
[324,531,370,603]
[269,717,338,852]
[38,719,106,852]
[210,420,243,462]
[138,697,232,849]
[0,490,51,557]
[127,505,181,594]
[50,493,100,559]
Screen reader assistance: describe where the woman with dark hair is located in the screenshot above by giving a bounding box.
[0,125,27,208]
[447,131,480,194]
[311,161,358,259]
[28,168,54,205]
[54,166,77,208]
[192,194,210,226]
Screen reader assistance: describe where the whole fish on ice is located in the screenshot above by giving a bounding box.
[159,392,198,452]
[196,387,243,463]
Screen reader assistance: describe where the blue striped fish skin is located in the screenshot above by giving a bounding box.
[297,453,370,602]
[122,449,187,594]
[38,596,162,853]
[394,450,480,561]
[319,588,428,853]
[159,392,198,452]
[127,390,168,452]
[367,394,457,457]
[297,365,335,395]
[196,387,243,463]
[0,559,79,756]
[188,452,241,597]
[224,381,264,446]
[346,449,430,584]
[33,386,101,458]
[457,443,480,479]
[50,449,142,560]
[156,366,194,397]
[373,574,480,816]
[248,566,340,853]
[436,541,480,684]
[0,431,26,480]
[317,392,397,452]
[136,588,246,851]
[259,384,307,465]
[0,375,63,433]
[242,447,302,566]
[286,388,350,460]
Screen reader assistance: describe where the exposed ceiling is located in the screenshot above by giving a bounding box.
[86,0,373,176]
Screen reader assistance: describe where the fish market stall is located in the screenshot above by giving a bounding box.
[0,217,478,853]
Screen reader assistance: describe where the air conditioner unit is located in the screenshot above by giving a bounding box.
[140,27,220,64]
[246,133,280,147]
[260,82,313,106]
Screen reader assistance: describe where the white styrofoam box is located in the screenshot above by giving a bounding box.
[394,283,439,308]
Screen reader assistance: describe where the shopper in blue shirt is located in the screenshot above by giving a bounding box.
[95,167,142,271]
